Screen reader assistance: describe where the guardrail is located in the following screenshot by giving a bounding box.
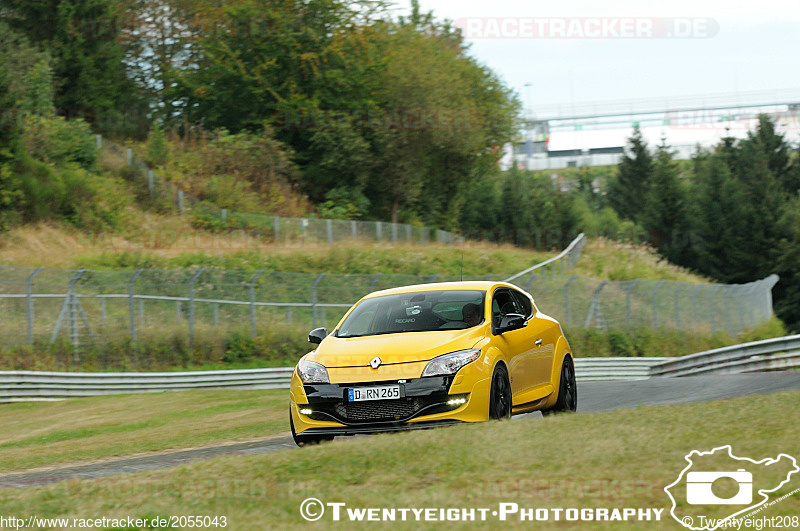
[649,334,800,377]
[574,357,670,382]
[0,368,293,403]
[2,335,797,402]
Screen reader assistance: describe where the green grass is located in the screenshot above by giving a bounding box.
[566,317,788,358]
[0,389,288,473]
[576,238,709,283]
[72,241,554,276]
[2,391,798,529]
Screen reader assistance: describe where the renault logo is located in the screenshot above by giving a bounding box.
[370,356,382,369]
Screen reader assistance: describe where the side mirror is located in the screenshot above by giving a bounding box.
[308,327,328,344]
[496,313,525,334]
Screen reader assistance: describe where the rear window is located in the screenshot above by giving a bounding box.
[336,290,486,338]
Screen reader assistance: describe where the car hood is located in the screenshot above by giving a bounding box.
[307,327,486,368]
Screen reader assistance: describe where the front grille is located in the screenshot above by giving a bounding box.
[334,398,423,421]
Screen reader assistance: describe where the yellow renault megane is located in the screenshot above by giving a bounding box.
[289,281,577,445]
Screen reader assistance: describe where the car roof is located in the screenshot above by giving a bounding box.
[363,281,518,299]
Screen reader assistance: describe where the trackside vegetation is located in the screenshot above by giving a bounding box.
[1,391,798,528]
[0,317,786,372]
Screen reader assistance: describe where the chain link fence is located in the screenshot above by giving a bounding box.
[0,237,778,354]
[100,136,460,245]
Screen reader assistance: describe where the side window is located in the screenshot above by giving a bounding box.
[511,290,533,319]
[492,289,518,327]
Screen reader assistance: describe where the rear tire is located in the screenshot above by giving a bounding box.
[542,355,577,416]
[290,408,334,447]
[489,364,512,419]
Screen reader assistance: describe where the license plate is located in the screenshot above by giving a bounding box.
[347,385,400,402]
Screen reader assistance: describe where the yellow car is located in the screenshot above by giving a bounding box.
[289,281,577,445]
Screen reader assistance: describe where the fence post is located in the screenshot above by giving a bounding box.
[564,275,576,326]
[273,216,280,243]
[147,170,154,197]
[406,224,412,242]
[249,270,265,338]
[126,148,132,165]
[311,274,325,329]
[326,219,333,244]
[691,285,702,327]
[178,191,185,216]
[128,269,143,345]
[351,220,357,240]
[724,285,732,335]
[625,279,639,328]
[391,223,398,242]
[653,280,665,329]
[188,268,204,349]
[96,134,102,149]
[221,208,227,222]
[584,282,607,329]
[376,222,382,241]
[709,285,722,333]
[674,284,686,329]
[26,267,43,345]
[369,274,382,292]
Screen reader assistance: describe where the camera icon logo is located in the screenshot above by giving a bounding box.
[686,469,752,505]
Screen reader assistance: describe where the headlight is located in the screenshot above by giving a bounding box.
[421,349,481,377]
[297,359,330,384]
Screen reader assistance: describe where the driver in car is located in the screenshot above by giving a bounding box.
[462,303,482,326]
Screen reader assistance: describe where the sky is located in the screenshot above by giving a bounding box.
[392,0,800,113]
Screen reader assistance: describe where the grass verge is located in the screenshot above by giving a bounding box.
[1,391,798,528]
[0,389,287,473]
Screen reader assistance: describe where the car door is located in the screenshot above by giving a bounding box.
[492,288,535,400]
[511,289,555,389]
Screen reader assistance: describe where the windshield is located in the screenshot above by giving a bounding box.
[336,290,486,338]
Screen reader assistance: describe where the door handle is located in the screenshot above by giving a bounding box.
[535,338,543,346]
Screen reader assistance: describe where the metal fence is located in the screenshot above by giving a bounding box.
[100,136,460,245]
[0,234,584,351]
[513,273,778,335]
[0,255,777,354]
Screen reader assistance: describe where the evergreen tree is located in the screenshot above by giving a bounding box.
[774,193,800,332]
[642,138,688,264]
[608,127,653,223]
[688,151,750,282]
[751,114,798,195]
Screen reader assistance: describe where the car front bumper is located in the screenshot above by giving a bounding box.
[290,373,491,436]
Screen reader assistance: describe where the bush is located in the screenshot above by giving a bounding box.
[22,115,97,170]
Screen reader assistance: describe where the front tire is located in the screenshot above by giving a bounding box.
[290,408,334,447]
[489,364,512,419]
[542,355,577,416]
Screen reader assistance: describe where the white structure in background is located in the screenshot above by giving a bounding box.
[513,88,800,170]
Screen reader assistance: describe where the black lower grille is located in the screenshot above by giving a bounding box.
[334,398,422,421]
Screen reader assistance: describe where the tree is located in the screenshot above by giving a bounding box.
[1,0,149,137]
[641,137,688,264]
[750,114,799,196]
[608,127,653,223]
[687,150,750,282]
[774,193,800,332]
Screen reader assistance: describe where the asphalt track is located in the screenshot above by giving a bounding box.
[2,372,799,489]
